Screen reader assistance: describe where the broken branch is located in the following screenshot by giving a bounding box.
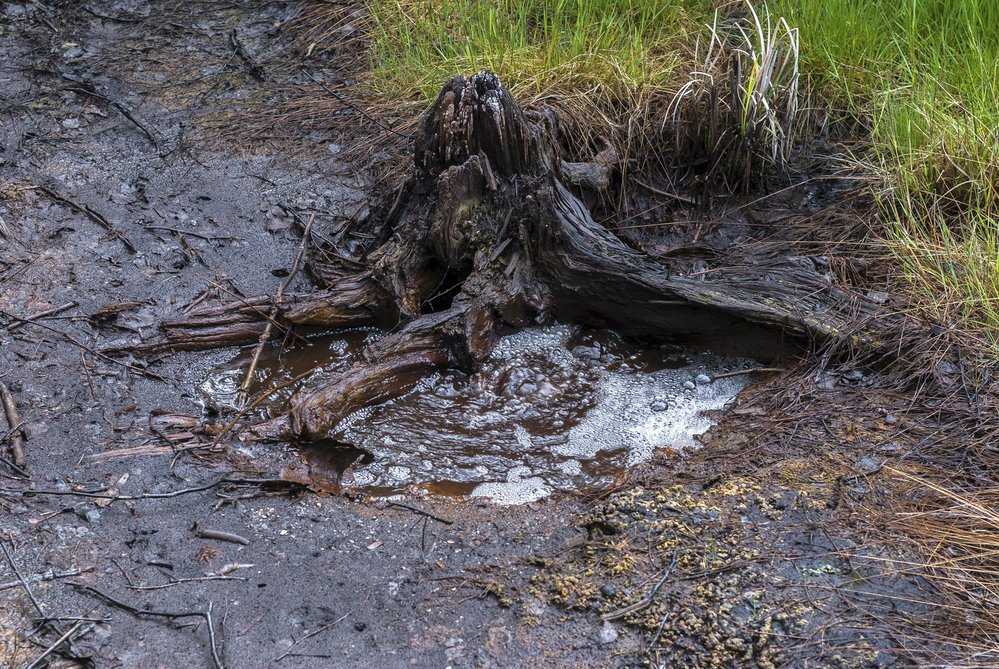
[0,381,27,468]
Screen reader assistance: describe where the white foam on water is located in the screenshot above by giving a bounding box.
[202,324,760,505]
[336,325,758,504]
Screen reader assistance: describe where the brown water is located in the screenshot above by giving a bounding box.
[199,325,763,504]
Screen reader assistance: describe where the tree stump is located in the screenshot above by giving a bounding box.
[152,72,865,442]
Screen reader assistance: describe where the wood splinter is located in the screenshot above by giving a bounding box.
[0,381,27,469]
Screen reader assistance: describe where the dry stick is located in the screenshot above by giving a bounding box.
[198,277,309,347]
[143,224,240,242]
[274,611,351,662]
[385,500,455,526]
[0,540,45,618]
[128,575,246,591]
[6,301,78,331]
[23,620,86,669]
[0,479,223,501]
[0,381,26,468]
[240,214,315,403]
[60,76,161,150]
[0,452,29,479]
[0,541,88,668]
[602,548,678,622]
[196,528,251,546]
[0,477,307,502]
[632,178,698,205]
[301,69,410,139]
[227,29,265,80]
[0,566,88,593]
[710,366,785,382]
[71,582,225,669]
[9,316,166,382]
[211,366,320,448]
[36,186,136,253]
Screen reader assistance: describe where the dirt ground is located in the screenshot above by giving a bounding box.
[0,3,962,668]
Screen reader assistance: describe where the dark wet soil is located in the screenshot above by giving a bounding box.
[0,2,950,668]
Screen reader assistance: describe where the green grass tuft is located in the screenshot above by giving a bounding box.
[365,0,704,104]
[774,0,999,346]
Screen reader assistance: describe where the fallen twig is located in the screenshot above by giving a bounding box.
[385,500,454,526]
[632,178,697,205]
[196,528,251,546]
[6,301,78,331]
[3,315,166,381]
[72,582,225,669]
[0,477,307,502]
[274,611,350,662]
[240,214,315,403]
[0,539,45,617]
[0,452,29,478]
[24,620,88,669]
[302,69,409,139]
[0,566,89,593]
[1,540,89,664]
[61,74,161,150]
[0,381,27,469]
[228,29,266,80]
[128,575,246,591]
[602,549,678,621]
[143,224,240,242]
[211,366,320,448]
[36,185,137,253]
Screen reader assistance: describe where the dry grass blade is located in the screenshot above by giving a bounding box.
[886,467,999,663]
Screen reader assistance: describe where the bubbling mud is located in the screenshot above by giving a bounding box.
[200,325,760,504]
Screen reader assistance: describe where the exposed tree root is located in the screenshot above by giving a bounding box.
[138,72,872,443]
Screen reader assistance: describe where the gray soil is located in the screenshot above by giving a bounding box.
[0,3,948,668]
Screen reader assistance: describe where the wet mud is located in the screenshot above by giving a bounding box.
[0,2,953,668]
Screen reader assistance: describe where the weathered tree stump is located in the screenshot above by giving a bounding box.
[152,72,864,442]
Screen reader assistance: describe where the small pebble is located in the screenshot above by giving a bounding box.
[695,373,711,385]
[600,584,617,598]
[683,380,696,390]
[598,621,619,644]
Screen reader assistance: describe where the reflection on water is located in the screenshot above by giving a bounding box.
[200,325,761,504]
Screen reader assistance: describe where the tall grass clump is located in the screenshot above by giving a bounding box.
[773,0,999,345]
[667,4,799,189]
[365,0,703,104]
[359,0,713,163]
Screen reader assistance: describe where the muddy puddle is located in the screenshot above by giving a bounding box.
[200,325,763,504]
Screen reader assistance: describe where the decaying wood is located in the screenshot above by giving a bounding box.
[138,71,871,444]
[145,274,388,351]
[0,381,27,469]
